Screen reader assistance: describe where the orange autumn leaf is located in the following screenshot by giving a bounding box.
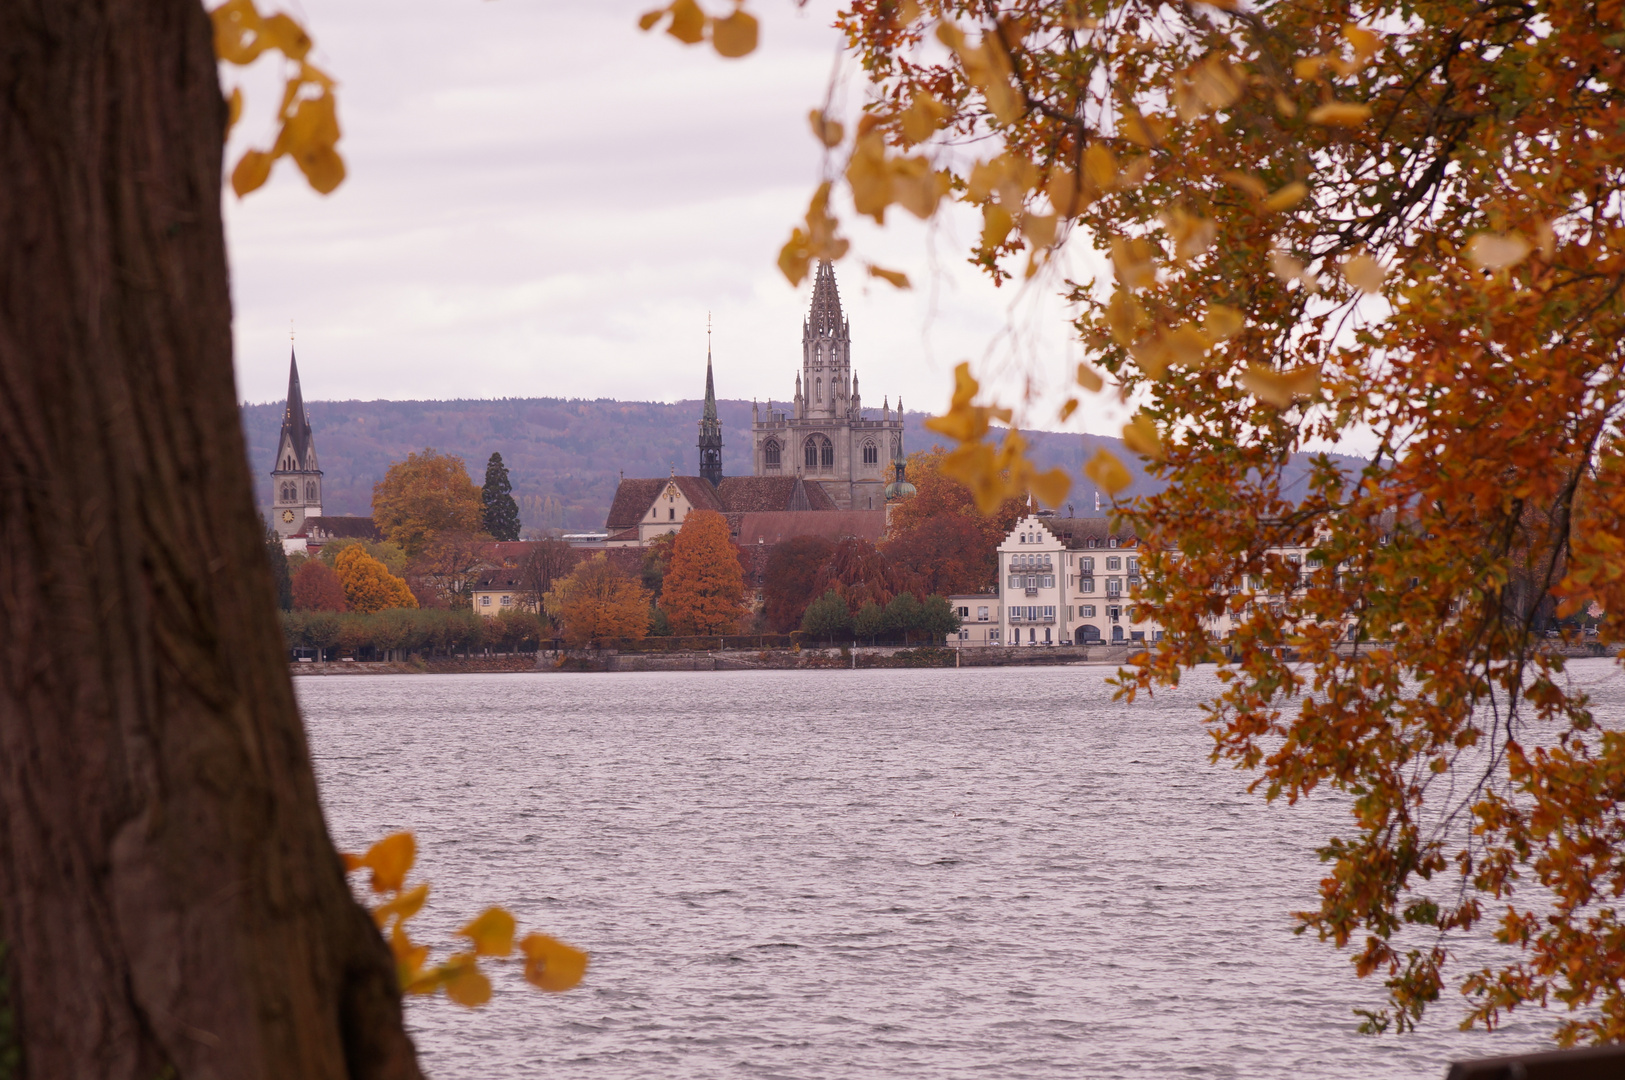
[520,933,590,992]
[360,831,415,894]
[458,907,516,957]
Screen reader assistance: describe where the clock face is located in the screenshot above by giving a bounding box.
[282,510,295,523]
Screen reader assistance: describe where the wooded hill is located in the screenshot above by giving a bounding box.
[240,397,1361,531]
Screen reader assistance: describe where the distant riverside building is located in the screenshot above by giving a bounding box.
[750,260,905,511]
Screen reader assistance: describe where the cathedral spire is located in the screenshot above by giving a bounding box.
[271,345,323,537]
[698,317,723,487]
[806,260,845,337]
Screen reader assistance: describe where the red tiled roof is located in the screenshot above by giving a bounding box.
[605,478,666,530]
[714,476,836,513]
[473,568,527,591]
[735,510,886,546]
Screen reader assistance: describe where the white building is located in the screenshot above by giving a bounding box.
[991,511,1331,647]
[947,594,1002,646]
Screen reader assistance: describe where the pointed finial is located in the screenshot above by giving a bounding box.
[289,318,295,342]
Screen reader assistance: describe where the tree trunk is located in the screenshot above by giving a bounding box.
[0,2,422,1077]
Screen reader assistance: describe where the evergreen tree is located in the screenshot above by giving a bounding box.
[481,451,521,541]
[264,516,293,611]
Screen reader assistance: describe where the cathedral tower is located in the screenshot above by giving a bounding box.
[698,326,723,487]
[749,260,903,510]
[270,349,323,537]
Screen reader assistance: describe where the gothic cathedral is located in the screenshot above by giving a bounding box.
[749,261,904,510]
[270,350,324,537]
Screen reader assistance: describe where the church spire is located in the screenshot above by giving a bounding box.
[806,259,845,337]
[280,347,314,466]
[698,315,723,487]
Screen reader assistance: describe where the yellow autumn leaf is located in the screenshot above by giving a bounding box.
[1163,324,1209,368]
[1222,171,1269,200]
[711,8,759,57]
[1343,25,1381,64]
[1293,56,1326,81]
[458,906,517,957]
[638,7,666,31]
[1046,167,1090,217]
[981,204,1014,251]
[807,110,844,148]
[391,924,431,990]
[340,852,363,873]
[361,831,415,895]
[1059,398,1079,421]
[1204,305,1244,340]
[1084,448,1132,496]
[442,954,493,1007]
[1022,212,1058,248]
[1105,290,1149,345]
[1131,334,1171,379]
[1122,413,1164,460]
[520,933,591,993]
[1076,362,1104,392]
[1307,102,1372,127]
[1263,181,1309,212]
[226,86,243,137]
[1240,364,1320,408]
[868,264,911,289]
[1110,236,1156,291]
[778,230,812,286]
[1465,232,1532,270]
[1190,57,1241,110]
[900,91,951,143]
[890,157,944,220]
[231,149,274,198]
[1270,251,1319,292]
[373,882,430,929]
[258,12,311,61]
[940,440,1005,514]
[847,131,891,223]
[294,144,345,195]
[1084,143,1118,190]
[1029,467,1072,507]
[666,0,705,44]
[1161,209,1215,261]
[212,0,264,65]
[1342,253,1386,293]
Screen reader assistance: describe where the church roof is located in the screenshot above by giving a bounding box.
[279,348,314,464]
[1033,516,1141,548]
[604,478,667,530]
[805,260,847,339]
[734,510,886,546]
[714,476,836,513]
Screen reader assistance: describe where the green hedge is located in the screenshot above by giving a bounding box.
[281,608,547,660]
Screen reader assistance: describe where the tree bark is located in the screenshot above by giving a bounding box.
[0,2,423,1077]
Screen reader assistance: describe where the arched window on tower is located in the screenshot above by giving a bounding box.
[816,377,823,402]
[804,434,833,471]
[764,440,781,467]
[305,481,317,502]
[805,438,818,469]
[820,437,834,469]
[862,440,878,465]
[280,482,296,502]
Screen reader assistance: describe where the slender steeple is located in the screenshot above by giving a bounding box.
[271,344,323,537]
[698,315,723,487]
[801,260,851,420]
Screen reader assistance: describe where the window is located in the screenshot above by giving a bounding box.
[1107,605,1121,621]
[1080,578,1094,593]
[822,440,834,468]
[500,596,512,607]
[1106,557,1122,571]
[1081,557,1095,574]
[1107,578,1122,595]
[305,481,317,502]
[958,606,969,617]
[1087,539,1097,548]
[480,596,491,606]
[804,434,833,469]
[669,508,675,520]
[805,439,818,468]
[1126,557,1139,572]
[863,441,878,465]
[1109,537,1119,548]
[1042,576,1055,588]
[764,440,781,466]
[1080,605,1096,617]
[989,628,1000,641]
[1044,606,1056,618]
[816,377,823,402]
[977,606,988,620]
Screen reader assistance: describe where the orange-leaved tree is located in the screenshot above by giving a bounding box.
[334,545,418,615]
[372,449,487,557]
[652,0,1625,1046]
[661,509,747,635]
[544,554,652,647]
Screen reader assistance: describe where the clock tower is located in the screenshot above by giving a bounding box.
[270,348,323,537]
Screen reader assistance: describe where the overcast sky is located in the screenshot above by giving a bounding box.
[223,0,1128,437]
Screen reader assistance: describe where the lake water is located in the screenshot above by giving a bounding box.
[299,660,1625,1079]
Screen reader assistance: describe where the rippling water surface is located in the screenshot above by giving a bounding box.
[299,660,1625,1079]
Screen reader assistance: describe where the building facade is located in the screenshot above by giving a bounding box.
[749,261,905,511]
[270,349,323,538]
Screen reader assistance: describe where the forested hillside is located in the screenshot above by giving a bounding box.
[241,397,1358,531]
